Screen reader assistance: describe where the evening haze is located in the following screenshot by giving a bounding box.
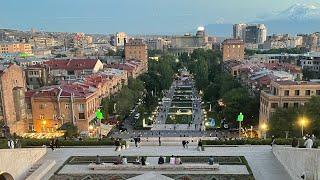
[0,0,319,35]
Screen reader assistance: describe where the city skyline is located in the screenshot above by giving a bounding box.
[1,0,319,35]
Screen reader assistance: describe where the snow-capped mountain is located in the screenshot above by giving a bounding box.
[268,3,320,21]
[205,3,320,36]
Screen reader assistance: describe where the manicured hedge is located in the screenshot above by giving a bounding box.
[19,138,115,147]
[203,138,320,146]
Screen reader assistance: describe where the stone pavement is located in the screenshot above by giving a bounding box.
[40,145,291,180]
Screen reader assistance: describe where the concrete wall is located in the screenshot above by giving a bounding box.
[0,148,47,180]
[273,147,320,180]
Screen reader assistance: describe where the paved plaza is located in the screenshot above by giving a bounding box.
[152,71,204,131]
[39,145,290,180]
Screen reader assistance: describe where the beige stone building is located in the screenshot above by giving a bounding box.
[222,39,245,61]
[125,38,148,62]
[259,80,320,125]
[0,64,27,134]
[0,43,32,54]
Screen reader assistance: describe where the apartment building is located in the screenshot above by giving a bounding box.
[0,43,32,54]
[222,39,245,61]
[30,84,100,133]
[259,80,320,125]
[125,38,148,62]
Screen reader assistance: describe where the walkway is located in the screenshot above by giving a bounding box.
[40,145,291,180]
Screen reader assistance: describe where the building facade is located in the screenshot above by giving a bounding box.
[222,39,245,61]
[0,43,32,54]
[125,39,148,62]
[259,80,320,125]
[115,32,127,47]
[0,64,27,134]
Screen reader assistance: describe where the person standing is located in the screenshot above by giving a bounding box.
[291,137,299,147]
[158,136,161,146]
[197,139,203,151]
[182,140,186,148]
[304,135,313,149]
[134,137,138,147]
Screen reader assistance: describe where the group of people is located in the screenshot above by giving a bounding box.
[7,139,20,149]
[303,134,316,148]
[133,136,141,147]
[49,138,59,151]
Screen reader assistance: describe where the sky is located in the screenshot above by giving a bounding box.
[0,0,318,34]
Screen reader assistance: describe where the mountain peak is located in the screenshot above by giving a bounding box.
[274,3,320,21]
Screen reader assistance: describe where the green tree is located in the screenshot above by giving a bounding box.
[269,108,300,137]
[194,59,209,91]
[303,96,320,135]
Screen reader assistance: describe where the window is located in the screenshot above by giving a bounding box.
[305,90,311,96]
[293,103,299,108]
[79,113,85,119]
[284,90,289,96]
[316,90,320,95]
[283,103,289,108]
[40,114,45,119]
[271,103,278,109]
[40,104,46,109]
[65,103,70,109]
[295,90,300,96]
[79,104,85,111]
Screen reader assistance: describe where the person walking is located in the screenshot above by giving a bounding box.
[134,136,138,147]
[197,139,203,151]
[115,139,121,151]
[158,136,161,146]
[270,136,276,146]
[182,140,186,148]
[55,138,59,148]
[50,139,55,151]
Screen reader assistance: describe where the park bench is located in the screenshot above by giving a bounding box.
[88,163,219,171]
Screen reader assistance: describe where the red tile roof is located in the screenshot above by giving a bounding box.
[44,59,100,71]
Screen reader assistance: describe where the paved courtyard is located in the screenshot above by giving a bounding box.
[40,145,291,180]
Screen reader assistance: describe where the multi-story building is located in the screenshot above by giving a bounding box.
[115,32,127,47]
[0,64,27,134]
[169,28,210,56]
[147,38,165,51]
[233,24,267,44]
[29,37,57,49]
[44,58,104,82]
[29,84,99,133]
[0,43,32,54]
[233,23,247,40]
[125,38,148,62]
[259,80,320,125]
[222,39,245,61]
[24,64,51,90]
[300,52,320,72]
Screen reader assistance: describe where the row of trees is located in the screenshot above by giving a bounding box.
[179,49,259,127]
[269,96,320,137]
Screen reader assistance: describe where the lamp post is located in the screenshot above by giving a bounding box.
[260,123,268,139]
[299,117,307,137]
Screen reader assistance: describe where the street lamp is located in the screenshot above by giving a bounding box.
[260,123,268,139]
[299,117,308,137]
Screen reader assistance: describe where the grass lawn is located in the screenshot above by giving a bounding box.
[166,115,192,124]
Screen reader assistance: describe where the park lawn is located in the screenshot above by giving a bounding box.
[166,115,192,124]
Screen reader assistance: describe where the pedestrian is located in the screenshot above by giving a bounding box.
[115,139,121,151]
[197,139,203,151]
[182,140,186,148]
[304,135,313,149]
[141,156,146,166]
[186,140,189,148]
[55,138,59,148]
[188,122,191,128]
[291,137,298,147]
[50,139,55,151]
[270,136,276,146]
[158,136,161,146]
[134,136,138,147]
[7,139,11,149]
[311,134,316,148]
[195,124,197,129]
[174,125,176,131]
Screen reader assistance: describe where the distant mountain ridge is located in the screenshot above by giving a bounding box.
[206,3,320,37]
